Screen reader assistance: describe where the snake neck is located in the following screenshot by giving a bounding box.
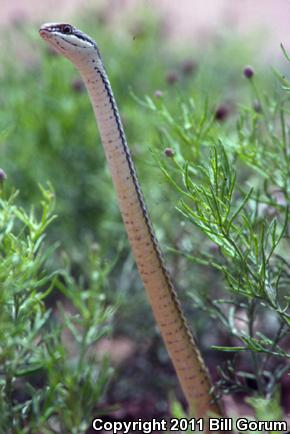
[80,56,166,274]
[76,54,223,421]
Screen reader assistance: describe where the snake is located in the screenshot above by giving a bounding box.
[39,23,223,420]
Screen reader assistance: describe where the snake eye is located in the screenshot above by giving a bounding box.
[62,25,72,34]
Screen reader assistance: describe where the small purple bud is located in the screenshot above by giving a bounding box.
[166,71,178,85]
[0,169,7,183]
[164,148,175,157]
[244,66,254,79]
[154,90,163,98]
[215,104,230,122]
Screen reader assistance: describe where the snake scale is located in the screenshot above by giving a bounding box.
[39,23,223,422]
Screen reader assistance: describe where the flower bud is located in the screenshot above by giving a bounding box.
[164,148,175,157]
[243,66,254,79]
[215,104,230,122]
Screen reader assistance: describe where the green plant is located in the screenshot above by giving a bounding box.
[0,182,114,434]
[142,63,290,413]
[1,6,289,418]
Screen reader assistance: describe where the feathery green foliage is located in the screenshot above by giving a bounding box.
[142,53,290,411]
[0,184,114,433]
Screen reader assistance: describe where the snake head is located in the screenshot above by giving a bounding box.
[39,23,99,63]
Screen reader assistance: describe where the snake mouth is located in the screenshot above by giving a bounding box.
[39,28,52,40]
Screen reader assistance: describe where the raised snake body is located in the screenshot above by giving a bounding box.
[39,23,223,420]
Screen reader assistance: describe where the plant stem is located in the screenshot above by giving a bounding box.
[248,300,264,395]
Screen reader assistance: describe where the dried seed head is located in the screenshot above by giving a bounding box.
[164,147,175,157]
[243,66,254,79]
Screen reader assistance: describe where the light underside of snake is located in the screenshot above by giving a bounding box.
[39,23,223,421]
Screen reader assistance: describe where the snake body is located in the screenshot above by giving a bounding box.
[39,23,223,419]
